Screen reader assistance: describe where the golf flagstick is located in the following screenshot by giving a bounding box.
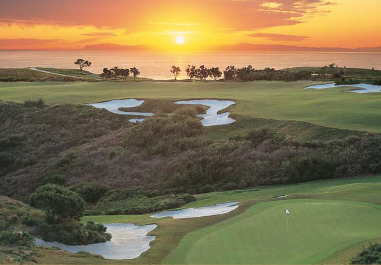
[285,209,290,232]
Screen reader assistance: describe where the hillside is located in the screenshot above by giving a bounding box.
[2,99,381,203]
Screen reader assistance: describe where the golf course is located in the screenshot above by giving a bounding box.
[2,68,381,264]
[78,175,381,265]
[2,79,381,134]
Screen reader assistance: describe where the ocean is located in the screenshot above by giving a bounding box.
[1,50,381,80]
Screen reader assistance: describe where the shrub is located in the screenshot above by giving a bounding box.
[351,243,381,264]
[37,219,111,245]
[30,184,85,223]
[124,115,206,155]
[23,98,45,109]
[174,107,198,117]
[70,182,109,203]
[0,231,34,247]
[246,128,276,146]
[40,174,66,186]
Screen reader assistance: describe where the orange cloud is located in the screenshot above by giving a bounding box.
[1,0,380,50]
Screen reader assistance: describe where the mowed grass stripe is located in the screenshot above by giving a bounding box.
[163,200,381,264]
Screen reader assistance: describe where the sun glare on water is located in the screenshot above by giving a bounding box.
[176,36,185,45]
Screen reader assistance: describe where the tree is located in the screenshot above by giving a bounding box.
[30,184,85,223]
[224,66,237,80]
[130,67,140,81]
[74,59,92,71]
[209,67,222,80]
[120,68,130,81]
[186,65,196,80]
[195,65,209,80]
[170,65,181,80]
[111,67,121,79]
[100,68,113,79]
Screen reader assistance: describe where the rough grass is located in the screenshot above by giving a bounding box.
[1,80,381,134]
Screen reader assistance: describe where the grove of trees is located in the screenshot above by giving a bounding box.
[185,65,222,81]
[100,67,140,81]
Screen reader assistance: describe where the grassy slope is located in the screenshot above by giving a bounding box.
[2,176,380,264]
[1,80,381,134]
[163,199,381,264]
[0,68,85,82]
[78,175,381,265]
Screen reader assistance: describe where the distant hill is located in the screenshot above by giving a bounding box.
[212,43,381,52]
[82,43,148,51]
[82,42,381,52]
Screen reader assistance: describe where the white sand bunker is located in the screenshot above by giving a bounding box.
[307,83,381,93]
[89,99,153,123]
[34,223,157,260]
[151,202,239,219]
[175,99,236,126]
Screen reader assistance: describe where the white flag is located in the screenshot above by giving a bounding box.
[286,209,290,214]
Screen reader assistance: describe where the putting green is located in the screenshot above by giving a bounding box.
[163,199,381,264]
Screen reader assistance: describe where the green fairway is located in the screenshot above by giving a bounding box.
[1,80,381,133]
[78,176,381,265]
[164,199,381,264]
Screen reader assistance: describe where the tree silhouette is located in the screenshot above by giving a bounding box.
[224,66,237,80]
[186,65,197,80]
[130,67,140,81]
[120,68,130,81]
[195,65,209,80]
[74,59,92,71]
[170,65,181,80]
[100,68,113,79]
[209,67,222,80]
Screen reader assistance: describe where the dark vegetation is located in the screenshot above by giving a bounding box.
[287,64,381,85]
[0,68,84,82]
[2,99,381,215]
[351,243,381,264]
[0,195,109,263]
[119,99,207,116]
[186,65,223,80]
[100,66,141,81]
[180,63,381,83]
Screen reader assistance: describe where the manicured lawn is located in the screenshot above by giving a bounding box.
[163,199,381,264]
[77,175,381,264]
[188,175,381,208]
[1,80,381,133]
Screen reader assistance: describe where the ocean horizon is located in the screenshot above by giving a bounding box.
[1,50,381,80]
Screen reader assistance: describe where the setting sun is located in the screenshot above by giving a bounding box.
[176,36,185,45]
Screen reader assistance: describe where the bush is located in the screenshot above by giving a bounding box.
[351,243,381,264]
[124,115,206,155]
[0,231,34,247]
[246,128,277,146]
[70,182,109,203]
[40,174,66,186]
[174,107,198,117]
[23,98,45,109]
[37,219,111,245]
[30,184,85,223]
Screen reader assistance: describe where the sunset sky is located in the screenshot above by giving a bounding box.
[0,0,380,51]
